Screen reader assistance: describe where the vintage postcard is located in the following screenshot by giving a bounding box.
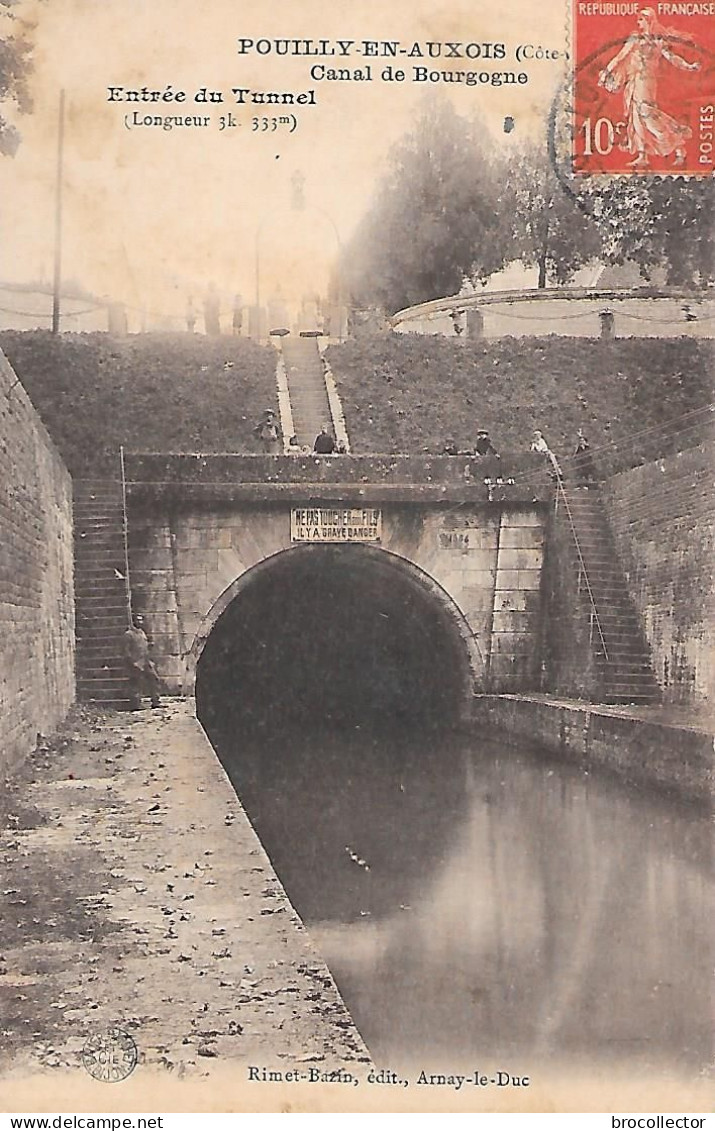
[0,0,713,1118]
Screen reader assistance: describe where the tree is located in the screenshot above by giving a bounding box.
[502,141,601,288]
[0,0,34,157]
[545,102,715,287]
[341,98,510,314]
[583,176,715,286]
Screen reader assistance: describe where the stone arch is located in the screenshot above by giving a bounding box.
[183,542,483,717]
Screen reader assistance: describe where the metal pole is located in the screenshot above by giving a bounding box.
[52,90,66,335]
[254,222,261,341]
[313,206,343,341]
[119,446,133,628]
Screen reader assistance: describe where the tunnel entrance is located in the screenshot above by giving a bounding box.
[195,544,473,738]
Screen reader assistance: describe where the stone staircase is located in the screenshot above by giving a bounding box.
[560,486,660,704]
[280,337,332,447]
[74,479,131,707]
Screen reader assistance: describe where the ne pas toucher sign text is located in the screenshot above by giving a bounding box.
[291,507,382,542]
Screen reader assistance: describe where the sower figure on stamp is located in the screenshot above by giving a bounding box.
[597,8,701,169]
[123,614,163,710]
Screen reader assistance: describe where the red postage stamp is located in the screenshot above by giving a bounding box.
[572,2,715,175]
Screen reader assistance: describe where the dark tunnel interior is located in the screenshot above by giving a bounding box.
[195,545,469,741]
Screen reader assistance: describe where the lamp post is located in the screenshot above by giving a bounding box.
[52,90,66,334]
[253,170,344,342]
[312,203,343,342]
[254,216,267,340]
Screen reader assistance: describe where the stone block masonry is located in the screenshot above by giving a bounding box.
[0,349,74,777]
[122,455,551,708]
[125,491,548,702]
[603,441,715,707]
[488,509,544,690]
[472,694,713,803]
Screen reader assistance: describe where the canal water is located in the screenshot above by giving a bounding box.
[211,724,713,1075]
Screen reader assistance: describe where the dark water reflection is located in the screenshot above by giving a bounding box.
[211,725,713,1073]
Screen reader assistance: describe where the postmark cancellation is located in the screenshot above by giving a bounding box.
[81,1027,138,1083]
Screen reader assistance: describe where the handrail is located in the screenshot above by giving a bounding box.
[549,452,609,663]
[119,445,134,629]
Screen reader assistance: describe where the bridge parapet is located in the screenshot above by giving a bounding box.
[124,452,550,505]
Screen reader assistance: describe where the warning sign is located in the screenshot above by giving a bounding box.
[291,507,382,543]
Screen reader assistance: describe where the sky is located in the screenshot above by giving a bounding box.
[1,0,568,321]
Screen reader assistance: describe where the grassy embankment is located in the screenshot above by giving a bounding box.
[327,334,713,473]
[0,331,278,476]
[2,330,711,475]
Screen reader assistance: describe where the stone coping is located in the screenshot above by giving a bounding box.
[122,453,550,504]
[473,694,714,803]
[492,692,715,736]
[391,285,715,325]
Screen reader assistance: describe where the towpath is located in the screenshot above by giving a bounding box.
[0,702,368,1099]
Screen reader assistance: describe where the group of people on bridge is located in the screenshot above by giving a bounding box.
[252,409,597,483]
[253,410,347,455]
[442,427,598,486]
[120,423,595,711]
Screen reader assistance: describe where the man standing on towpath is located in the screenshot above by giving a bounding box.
[123,614,163,710]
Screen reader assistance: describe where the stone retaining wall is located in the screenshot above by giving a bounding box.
[0,349,74,776]
[473,694,713,802]
[602,442,715,705]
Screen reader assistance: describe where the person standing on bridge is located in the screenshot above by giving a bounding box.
[254,409,281,454]
[314,424,336,454]
[474,429,500,457]
[531,429,562,481]
[123,615,163,711]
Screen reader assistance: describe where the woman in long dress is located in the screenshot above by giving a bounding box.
[598,8,700,168]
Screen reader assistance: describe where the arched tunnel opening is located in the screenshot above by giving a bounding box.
[195,545,471,740]
[194,544,474,937]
